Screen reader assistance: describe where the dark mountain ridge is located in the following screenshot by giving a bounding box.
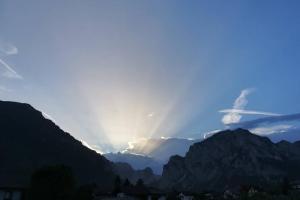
[159,129,300,193]
[0,100,156,189]
[4,100,300,194]
[0,100,115,188]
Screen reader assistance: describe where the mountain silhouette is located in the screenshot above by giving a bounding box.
[0,100,155,189]
[159,129,300,193]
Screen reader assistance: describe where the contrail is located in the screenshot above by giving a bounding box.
[0,58,22,79]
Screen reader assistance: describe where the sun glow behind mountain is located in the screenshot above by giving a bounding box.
[1,1,300,153]
[72,60,206,149]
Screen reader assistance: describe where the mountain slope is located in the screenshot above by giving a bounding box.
[0,100,116,188]
[159,129,300,193]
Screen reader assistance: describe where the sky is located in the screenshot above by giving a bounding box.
[1,0,300,152]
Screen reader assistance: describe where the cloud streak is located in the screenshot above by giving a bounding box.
[250,124,293,136]
[220,109,280,116]
[221,88,254,124]
[0,58,23,79]
[0,42,18,55]
[0,40,22,79]
[228,113,300,130]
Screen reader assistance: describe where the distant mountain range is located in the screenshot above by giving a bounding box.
[104,152,163,174]
[113,162,160,185]
[0,100,156,189]
[268,129,300,143]
[159,129,300,193]
[105,137,201,174]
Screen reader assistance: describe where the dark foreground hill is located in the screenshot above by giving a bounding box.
[159,129,300,193]
[0,100,116,189]
[0,100,156,190]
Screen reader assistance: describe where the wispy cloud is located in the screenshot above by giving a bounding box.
[250,124,294,136]
[220,88,280,125]
[221,88,254,124]
[0,42,18,56]
[220,109,280,116]
[0,59,23,79]
[0,40,22,79]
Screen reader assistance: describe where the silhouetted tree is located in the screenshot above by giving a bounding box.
[29,165,75,200]
[74,184,96,200]
[281,177,291,195]
[136,179,145,188]
[134,178,149,196]
[123,178,132,187]
[166,188,179,200]
[113,175,121,195]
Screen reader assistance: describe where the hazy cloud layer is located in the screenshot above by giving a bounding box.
[228,113,300,130]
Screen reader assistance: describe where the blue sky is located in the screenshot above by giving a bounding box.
[1,1,300,152]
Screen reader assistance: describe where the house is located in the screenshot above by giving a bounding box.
[0,187,26,200]
[247,187,258,197]
[223,189,238,199]
[178,192,194,200]
[291,180,300,190]
[157,196,166,200]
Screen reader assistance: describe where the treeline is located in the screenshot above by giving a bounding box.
[28,165,94,200]
[26,165,150,200]
[25,165,300,200]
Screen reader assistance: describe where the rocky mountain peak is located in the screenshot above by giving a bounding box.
[159,129,300,193]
